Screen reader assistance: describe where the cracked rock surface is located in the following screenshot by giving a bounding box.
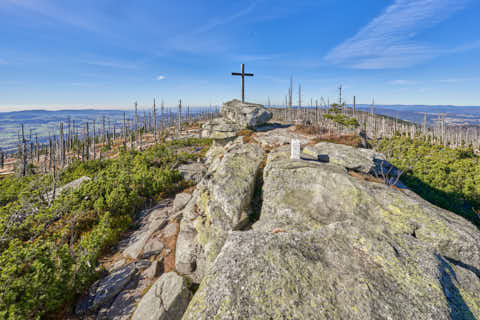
[131,272,191,320]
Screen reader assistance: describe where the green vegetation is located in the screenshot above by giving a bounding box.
[376,135,480,228]
[324,103,360,128]
[0,138,211,319]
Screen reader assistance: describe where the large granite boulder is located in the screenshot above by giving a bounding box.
[183,145,480,319]
[175,139,264,283]
[221,99,272,128]
[200,118,242,141]
[131,272,191,320]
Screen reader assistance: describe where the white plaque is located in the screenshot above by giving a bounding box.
[291,139,301,160]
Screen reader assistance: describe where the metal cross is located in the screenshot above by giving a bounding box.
[232,64,254,103]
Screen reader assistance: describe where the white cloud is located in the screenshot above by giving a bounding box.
[325,0,470,69]
[156,75,166,80]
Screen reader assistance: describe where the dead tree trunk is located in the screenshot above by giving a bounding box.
[21,124,27,176]
[178,99,182,135]
[153,99,157,143]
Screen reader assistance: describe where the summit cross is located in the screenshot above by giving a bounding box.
[232,64,254,103]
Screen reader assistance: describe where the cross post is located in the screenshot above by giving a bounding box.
[232,64,254,103]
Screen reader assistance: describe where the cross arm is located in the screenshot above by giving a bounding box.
[232,73,254,76]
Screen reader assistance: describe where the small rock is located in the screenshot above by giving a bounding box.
[100,274,152,320]
[135,259,151,271]
[173,193,192,212]
[108,259,126,272]
[161,223,178,238]
[131,272,192,320]
[123,216,167,260]
[143,260,163,279]
[142,238,164,258]
[91,264,137,311]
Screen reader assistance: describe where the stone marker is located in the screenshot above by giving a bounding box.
[290,139,301,160]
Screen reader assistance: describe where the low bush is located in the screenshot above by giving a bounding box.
[0,138,211,319]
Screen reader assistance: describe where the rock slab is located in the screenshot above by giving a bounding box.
[175,139,264,283]
[183,143,480,319]
[132,272,191,320]
[221,99,272,128]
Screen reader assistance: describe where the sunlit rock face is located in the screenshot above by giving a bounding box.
[221,99,273,128]
[183,143,480,320]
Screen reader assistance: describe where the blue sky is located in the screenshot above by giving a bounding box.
[1,0,480,111]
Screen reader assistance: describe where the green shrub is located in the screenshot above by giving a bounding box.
[376,136,480,228]
[0,138,211,319]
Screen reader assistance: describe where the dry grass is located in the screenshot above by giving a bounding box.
[294,125,362,148]
[293,125,328,136]
[183,185,196,194]
[238,129,255,143]
[348,170,404,192]
[311,134,362,148]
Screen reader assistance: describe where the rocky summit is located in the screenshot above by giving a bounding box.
[201,99,272,141]
[184,144,480,319]
[74,110,480,320]
[181,128,480,319]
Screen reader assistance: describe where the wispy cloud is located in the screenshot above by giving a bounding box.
[156,75,166,80]
[0,58,7,65]
[3,0,102,32]
[325,0,470,69]
[166,1,259,55]
[193,1,258,35]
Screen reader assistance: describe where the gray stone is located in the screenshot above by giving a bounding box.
[200,118,242,141]
[175,140,265,283]
[178,163,207,184]
[135,259,152,271]
[131,272,192,320]
[173,193,192,212]
[253,126,313,148]
[303,141,386,173]
[91,264,137,311]
[123,210,167,260]
[221,99,272,128]
[143,260,163,279]
[143,238,164,258]
[108,259,126,272]
[98,274,153,320]
[161,222,178,238]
